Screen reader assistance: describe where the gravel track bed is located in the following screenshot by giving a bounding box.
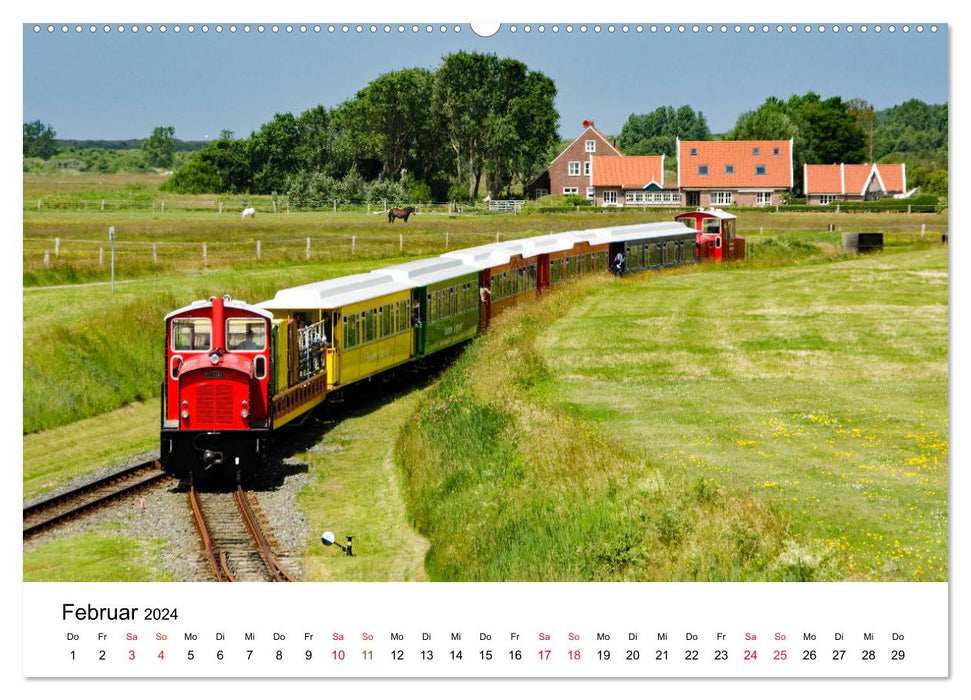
[24,451,311,583]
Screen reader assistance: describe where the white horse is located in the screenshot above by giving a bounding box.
[241,207,256,219]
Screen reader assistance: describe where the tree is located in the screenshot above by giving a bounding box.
[617,106,711,157]
[23,120,57,158]
[247,113,301,193]
[142,125,176,168]
[846,98,877,162]
[433,51,558,200]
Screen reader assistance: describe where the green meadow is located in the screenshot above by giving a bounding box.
[396,244,948,581]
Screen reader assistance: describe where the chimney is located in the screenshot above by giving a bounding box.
[582,120,593,128]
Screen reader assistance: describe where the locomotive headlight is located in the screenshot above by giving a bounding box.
[241,400,249,420]
[181,400,189,419]
[210,352,220,365]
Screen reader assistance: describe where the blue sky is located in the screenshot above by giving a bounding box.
[22,21,948,142]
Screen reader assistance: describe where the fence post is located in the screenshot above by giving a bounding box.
[367,202,371,215]
[109,227,115,292]
[161,202,165,214]
[496,231,500,242]
[257,240,262,260]
[908,204,912,214]
[99,247,104,268]
[399,233,403,253]
[203,242,207,269]
[306,237,311,261]
[101,199,105,211]
[351,235,356,255]
[43,250,50,268]
[218,202,223,215]
[921,224,926,239]
[333,200,337,213]
[445,231,449,250]
[836,203,840,214]
[54,238,60,257]
[37,199,41,210]
[153,244,158,265]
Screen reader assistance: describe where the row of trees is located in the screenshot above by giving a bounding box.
[164,51,560,203]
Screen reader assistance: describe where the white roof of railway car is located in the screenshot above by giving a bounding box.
[259,272,412,310]
[588,221,697,244]
[376,256,481,287]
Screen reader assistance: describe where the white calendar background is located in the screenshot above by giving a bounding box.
[9,0,968,697]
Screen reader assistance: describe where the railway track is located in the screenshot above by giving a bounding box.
[23,460,169,539]
[188,486,295,582]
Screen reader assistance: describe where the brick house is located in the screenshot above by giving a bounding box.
[677,138,794,207]
[528,120,623,199]
[590,155,680,206]
[803,163,907,204]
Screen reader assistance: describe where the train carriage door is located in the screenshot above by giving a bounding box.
[479,270,492,331]
[413,289,427,357]
[537,254,550,293]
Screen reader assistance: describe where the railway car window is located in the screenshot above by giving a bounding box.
[227,319,266,351]
[171,318,212,351]
[398,300,409,332]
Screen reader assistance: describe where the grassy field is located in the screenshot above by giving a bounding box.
[396,244,948,581]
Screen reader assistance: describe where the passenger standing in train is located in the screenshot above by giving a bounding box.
[613,251,625,276]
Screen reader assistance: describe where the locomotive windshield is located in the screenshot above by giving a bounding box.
[703,218,721,234]
[227,318,267,351]
[171,318,212,351]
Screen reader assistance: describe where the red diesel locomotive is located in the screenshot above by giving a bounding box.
[162,295,274,481]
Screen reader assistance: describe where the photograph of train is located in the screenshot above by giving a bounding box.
[22,21,947,587]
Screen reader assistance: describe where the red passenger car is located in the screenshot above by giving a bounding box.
[675,208,745,261]
[161,295,273,480]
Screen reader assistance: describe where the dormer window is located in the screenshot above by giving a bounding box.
[725,164,735,175]
[697,165,709,176]
[752,147,760,156]
[690,148,698,156]
[773,147,780,156]
[755,165,767,176]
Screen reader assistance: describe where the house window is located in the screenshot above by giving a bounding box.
[690,148,698,156]
[563,187,578,195]
[534,188,548,198]
[697,165,709,176]
[568,161,581,176]
[755,165,767,176]
[756,191,773,206]
[752,147,760,155]
[583,161,591,176]
[773,147,780,156]
[819,194,840,205]
[724,164,735,175]
[602,191,618,205]
[586,186,595,200]
[710,191,733,206]
[585,140,596,153]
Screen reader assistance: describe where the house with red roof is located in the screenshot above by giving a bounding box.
[590,155,680,206]
[677,138,794,207]
[803,163,907,204]
[527,120,624,200]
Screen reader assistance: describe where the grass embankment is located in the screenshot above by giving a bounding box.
[396,244,948,581]
[296,391,431,581]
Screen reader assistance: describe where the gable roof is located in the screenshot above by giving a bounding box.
[549,123,623,168]
[678,139,793,188]
[804,163,906,195]
[591,155,665,188]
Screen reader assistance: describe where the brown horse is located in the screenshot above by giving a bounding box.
[388,206,416,223]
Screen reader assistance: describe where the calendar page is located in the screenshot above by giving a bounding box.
[15,1,962,697]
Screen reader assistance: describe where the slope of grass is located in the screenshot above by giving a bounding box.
[395,245,948,581]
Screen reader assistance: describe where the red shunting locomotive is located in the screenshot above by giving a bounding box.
[161,295,273,481]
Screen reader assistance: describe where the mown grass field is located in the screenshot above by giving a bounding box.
[396,244,948,582]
